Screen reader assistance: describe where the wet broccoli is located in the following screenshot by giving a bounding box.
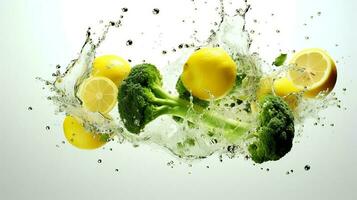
[248,95,294,163]
[118,63,294,163]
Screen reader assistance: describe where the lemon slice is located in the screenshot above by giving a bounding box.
[63,116,108,150]
[288,48,337,97]
[79,77,118,113]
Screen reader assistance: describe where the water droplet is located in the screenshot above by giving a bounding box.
[167,160,174,167]
[152,8,160,15]
[126,40,133,46]
[304,165,311,171]
[122,7,128,12]
[98,159,102,163]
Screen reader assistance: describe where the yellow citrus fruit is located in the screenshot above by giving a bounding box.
[272,77,301,110]
[92,55,131,87]
[288,48,337,97]
[273,77,300,97]
[256,77,273,100]
[79,77,118,113]
[255,77,299,110]
[181,47,237,100]
[63,116,108,150]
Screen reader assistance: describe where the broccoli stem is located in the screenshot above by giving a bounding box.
[151,86,251,139]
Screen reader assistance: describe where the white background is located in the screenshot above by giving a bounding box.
[1,0,356,200]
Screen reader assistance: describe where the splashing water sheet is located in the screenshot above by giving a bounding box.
[39,0,343,163]
[38,0,338,162]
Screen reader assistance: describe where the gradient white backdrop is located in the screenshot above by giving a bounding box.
[1,0,356,200]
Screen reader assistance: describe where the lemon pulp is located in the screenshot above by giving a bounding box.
[79,77,118,113]
[288,48,337,97]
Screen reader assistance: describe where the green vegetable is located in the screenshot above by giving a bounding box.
[272,53,287,66]
[248,95,294,163]
[118,63,295,163]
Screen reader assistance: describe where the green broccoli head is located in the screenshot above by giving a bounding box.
[248,95,295,163]
[118,64,164,133]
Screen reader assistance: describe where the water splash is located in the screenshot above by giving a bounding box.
[40,0,339,161]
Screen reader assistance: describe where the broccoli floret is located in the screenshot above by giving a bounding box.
[118,63,295,163]
[248,95,294,163]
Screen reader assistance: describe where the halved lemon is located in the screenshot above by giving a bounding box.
[79,77,118,113]
[63,116,108,150]
[288,48,337,97]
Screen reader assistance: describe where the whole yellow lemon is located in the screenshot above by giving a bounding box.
[181,47,237,100]
[63,116,109,150]
[92,55,131,87]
